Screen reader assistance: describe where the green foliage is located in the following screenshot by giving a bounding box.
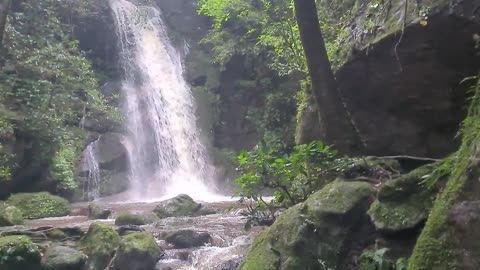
[0,235,41,270]
[360,248,408,270]
[0,0,120,194]
[6,192,71,219]
[236,141,351,210]
[0,204,24,226]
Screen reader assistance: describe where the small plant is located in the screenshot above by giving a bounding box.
[360,248,408,270]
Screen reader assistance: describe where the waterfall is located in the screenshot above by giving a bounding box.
[109,0,217,200]
[82,139,101,201]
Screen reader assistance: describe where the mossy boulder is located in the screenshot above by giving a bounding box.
[153,194,202,219]
[80,223,120,270]
[0,203,24,226]
[0,235,41,270]
[43,246,87,270]
[114,212,149,226]
[368,164,438,232]
[88,204,112,220]
[241,180,375,270]
[112,232,163,270]
[6,192,71,219]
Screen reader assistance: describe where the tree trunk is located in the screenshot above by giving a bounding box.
[293,0,363,154]
[0,0,11,47]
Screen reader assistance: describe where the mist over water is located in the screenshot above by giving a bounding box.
[109,0,220,201]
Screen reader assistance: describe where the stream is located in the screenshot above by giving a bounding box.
[2,197,262,270]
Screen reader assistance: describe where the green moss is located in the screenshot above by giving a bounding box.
[241,180,375,270]
[6,192,71,219]
[153,194,201,219]
[368,164,439,232]
[47,229,68,240]
[80,223,120,270]
[115,212,148,226]
[88,204,111,220]
[0,235,41,270]
[112,232,162,270]
[0,205,24,226]
[368,193,432,232]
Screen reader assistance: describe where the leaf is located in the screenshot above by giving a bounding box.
[420,20,428,27]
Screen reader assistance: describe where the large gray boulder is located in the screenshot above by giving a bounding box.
[42,246,87,270]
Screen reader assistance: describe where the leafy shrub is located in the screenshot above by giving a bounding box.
[6,192,70,219]
[360,248,408,270]
[236,141,351,207]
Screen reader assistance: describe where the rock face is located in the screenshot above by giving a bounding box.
[368,164,438,232]
[42,246,87,270]
[153,194,203,218]
[79,133,130,199]
[298,0,480,157]
[165,230,211,248]
[112,232,163,270]
[240,180,375,270]
[6,192,71,219]
[0,235,42,270]
[0,203,24,226]
[80,223,120,270]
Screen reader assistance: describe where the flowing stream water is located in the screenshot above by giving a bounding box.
[110,0,218,200]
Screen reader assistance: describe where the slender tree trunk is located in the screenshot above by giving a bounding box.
[0,0,11,48]
[293,0,363,154]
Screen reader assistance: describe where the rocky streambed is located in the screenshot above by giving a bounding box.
[0,194,262,270]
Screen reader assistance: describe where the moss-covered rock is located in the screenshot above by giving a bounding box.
[0,235,41,270]
[114,212,150,226]
[0,204,24,226]
[43,246,87,270]
[153,194,202,219]
[112,232,163,270]
[80,223,120,270]
[241,180,375,270]
[88,204,111,220]
[368,164,437,232]
[6,192,71,219]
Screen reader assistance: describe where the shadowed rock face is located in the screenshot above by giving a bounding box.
[299,0,480,157]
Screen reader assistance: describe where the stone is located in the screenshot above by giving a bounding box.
[112,232,163,270]
[6,192,71,219]
[43,246,87,270]
[240,180,375,270]
[165,230,211,249]
[368,164,438,232]
[115,212,147,226]
[0,235,42,270]
[0,204,24,226]
[80,223,120,270]
[88,204,112,220]
[153,194,202,219]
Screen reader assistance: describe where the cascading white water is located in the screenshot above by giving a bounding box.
[109,0,218,200]
[82,140,101,201]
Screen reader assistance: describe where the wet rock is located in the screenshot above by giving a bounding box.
[115,212,147,226]
[88,204,111,220]
[0,204,24,226]
[368,164,438,233]
[80,223,120,270]
[450,201,480,234]
[0,235,42,270]
[165,230,211,248]
[43,246,87,270]
[117,225,145,236]
[153,194,203,218]
[6,192,71,219]
[112,232,163,270]
[241,180,375,270]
